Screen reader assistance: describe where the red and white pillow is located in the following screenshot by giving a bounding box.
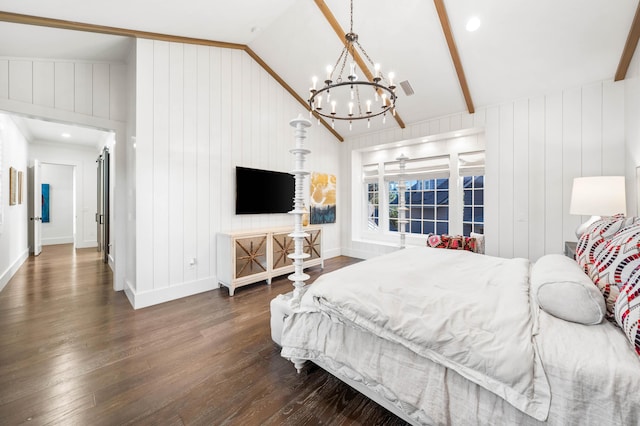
[573,216,640,356]
[609,222,640,356]
[426,234,478,253]
[575,216,640,317]
[576,215,640,355]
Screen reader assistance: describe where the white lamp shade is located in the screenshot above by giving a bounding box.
[570,176,626,216]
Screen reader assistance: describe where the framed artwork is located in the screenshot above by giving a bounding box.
[310,172,336,224]
[9,167,16,206]
[42,183,50,223]
[18,171,23,204]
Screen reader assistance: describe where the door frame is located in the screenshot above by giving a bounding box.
[1,102,127,293]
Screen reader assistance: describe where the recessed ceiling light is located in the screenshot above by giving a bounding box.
[61,132,71,138]
[466,16,481,32]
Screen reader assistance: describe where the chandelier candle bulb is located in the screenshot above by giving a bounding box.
[349,102,354,115]
[317,95,323,109]
[389,72,395,87]
[366,99,372,113]
[375,63,381,78]
[331,101,337,114]
[381,93,387,107]
[326,65,333,81]
[312,76,317,90]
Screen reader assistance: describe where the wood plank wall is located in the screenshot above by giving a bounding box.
[341,80,626,261]
[133,39,340,308]
[0,58,126,122]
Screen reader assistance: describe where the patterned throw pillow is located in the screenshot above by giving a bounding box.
[426,234,478,253]
[590,219,640,318]
[615,279,640,356]
[575,215,628,276]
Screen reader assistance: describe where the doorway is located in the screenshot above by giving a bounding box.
[39,163,76,247]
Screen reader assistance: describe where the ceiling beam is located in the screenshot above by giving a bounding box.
[615,0,640,81]
[0,11,345,142]
[313,0,406,130]
[244,48,344,141]
[433,0,475,114]
[0,11,246,49]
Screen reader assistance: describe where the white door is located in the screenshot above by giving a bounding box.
[28,159,42,256]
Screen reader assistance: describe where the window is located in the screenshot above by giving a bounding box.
[463,176,484,235]
[358,132,484,243]
[389,179,449,235]
[367,182,379,229]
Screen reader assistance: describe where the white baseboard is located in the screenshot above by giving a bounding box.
[42,237,74,246]
[125,277,219,309]
[0,249,29,292]
[322,247,342,259]
[75,241,98,249]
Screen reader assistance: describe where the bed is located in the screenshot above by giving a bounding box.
[270,217,640,425]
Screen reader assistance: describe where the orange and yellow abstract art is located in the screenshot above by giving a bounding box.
[310,172,336,224]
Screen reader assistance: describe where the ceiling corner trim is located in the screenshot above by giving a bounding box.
[433,0,475,114]
[313,0,406,129]
[615,0,640,81]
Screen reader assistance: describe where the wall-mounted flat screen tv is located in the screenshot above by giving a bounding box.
[235,166,294,214]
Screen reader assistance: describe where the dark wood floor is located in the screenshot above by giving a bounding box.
[0,244,409,425]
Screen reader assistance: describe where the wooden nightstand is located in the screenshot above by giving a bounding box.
[564,241,577,259]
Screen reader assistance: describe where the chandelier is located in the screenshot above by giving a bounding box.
[308,0,397,130]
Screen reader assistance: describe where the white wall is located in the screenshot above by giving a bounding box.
[342,80,626,261]
[624,48,640,217]
[0,113,29,291]
[29,141,100,249]
[0,58,126,122]
[40,163,74,245]
[130,39,340,308]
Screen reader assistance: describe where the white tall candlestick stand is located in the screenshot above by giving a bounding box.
[288,115,312,305]
[396,154,409,249]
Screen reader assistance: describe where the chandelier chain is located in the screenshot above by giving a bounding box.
[350,0,354,33]
[333,47,348,82]
[355,40,376,70]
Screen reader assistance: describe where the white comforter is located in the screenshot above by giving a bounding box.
[282,246,551,421]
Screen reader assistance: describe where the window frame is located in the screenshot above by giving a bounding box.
[357,135,485,245]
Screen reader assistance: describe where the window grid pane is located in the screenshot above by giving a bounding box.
[462,175,484,236]
[389,179,449,235]
[367,182,379,229]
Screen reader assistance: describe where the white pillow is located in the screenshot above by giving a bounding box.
[531,254,605,325]
[470,232,485,254]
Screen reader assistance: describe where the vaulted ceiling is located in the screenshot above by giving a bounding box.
[0,0,638,140]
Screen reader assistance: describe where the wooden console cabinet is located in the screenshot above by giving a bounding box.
[217,227,323,296]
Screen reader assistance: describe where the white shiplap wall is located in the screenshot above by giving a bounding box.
[341,80,626,261]
[0,58,127,122]
[132,39,340,308]
[624,51,640,218]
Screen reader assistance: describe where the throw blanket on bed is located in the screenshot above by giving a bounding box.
[281,246,551,421]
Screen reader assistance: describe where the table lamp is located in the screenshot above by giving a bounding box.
[570,176,626,238]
